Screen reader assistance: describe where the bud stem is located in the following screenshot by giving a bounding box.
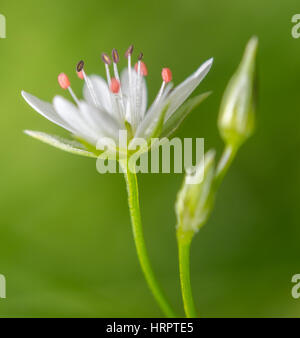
[177,227,197,318]
[215,144,238,189]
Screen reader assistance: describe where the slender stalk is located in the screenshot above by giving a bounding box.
[215,144,237,188]
[122,161,176,318]
[177,228,197,318]
[176,145,238,318]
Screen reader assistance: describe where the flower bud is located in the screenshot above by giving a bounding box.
[176,150,216,235]
[218,36,258,149]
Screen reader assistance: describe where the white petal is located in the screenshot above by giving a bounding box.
[83,75,112,113]
[22,91,75,134]
[53,96,98,145]
[165,58,213,119]
[120,68,147,125]
[135,84,172,138]
[24,130,97,158]
[146,82,173,116]
[135,102,170,142]
[79,102,121,141]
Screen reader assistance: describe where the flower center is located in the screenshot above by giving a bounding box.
[57,45,173,134]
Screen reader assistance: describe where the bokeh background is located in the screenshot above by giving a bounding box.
[0,0,299,318]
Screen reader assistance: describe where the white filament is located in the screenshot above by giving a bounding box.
[113,62,125,115]
[105,64,111,86]
[127,54,135,123]
[105,62,123,121]
[136,60,142,123]
[68,87,80,106]
[153,81,166,106]
[82,70,100,108]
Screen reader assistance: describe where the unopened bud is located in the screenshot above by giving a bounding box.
[218,36,258,149]
[176,150,216,235]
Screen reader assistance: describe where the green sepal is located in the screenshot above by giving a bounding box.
[25,130,98,158]
[162,92,211,138]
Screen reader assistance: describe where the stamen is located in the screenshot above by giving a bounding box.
[138,52,143,61]
[76,60,85,72]
[101,52,122,120]
[101,52,112,85]
[134,53,148,122]
[76,60,99,107]
[112,48,120,63]
[58,73,70,89]
[125,45,134,121]
[112,48,120,82]
[134,61,148,76]
[162,68,172,83]
[58,73,79,105]
[112,48,125,115]
[77,71,84,80]
[76,60,84,79]
[112,48,121,82]
[155,81,166,104]
[68,87,80,106]
[135,61,142,123]
[110,78,120,94]
[101,53,111,65]
[125,45,134,59]
[153,68,173,106]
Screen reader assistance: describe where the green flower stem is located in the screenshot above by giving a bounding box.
[215,144,237,188]
[176,145,238,319]
[122,161,176,318]
[177,228,197,318]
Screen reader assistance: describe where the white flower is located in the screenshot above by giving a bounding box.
[22,45,213,158]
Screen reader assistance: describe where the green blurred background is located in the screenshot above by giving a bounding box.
[0,0,299,317]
